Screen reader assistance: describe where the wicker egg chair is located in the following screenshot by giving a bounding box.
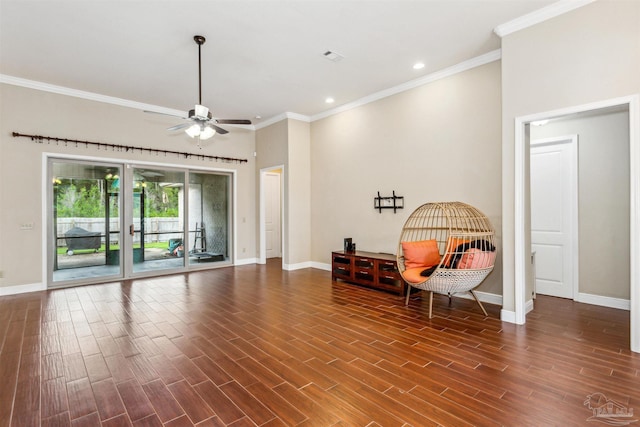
[397,201,496,318]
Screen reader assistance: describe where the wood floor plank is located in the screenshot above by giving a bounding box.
[84,353,111,383]
[1,260,639,426]
[11,376,40,427]
[166,380,216,424]
[91,379,126,421]
[41,377,69,419]
[218,380,276,425]
[146,354,185,385]
[193,380,246,425]
[245,382,308,425]
[62,352,88,382]
[116,379,155,422]
[66,378,98,420]
[141,379,185,423]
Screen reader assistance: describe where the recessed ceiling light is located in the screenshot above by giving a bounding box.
[413,62,425,70]
[255,115,262,120]
[325,97,335,104]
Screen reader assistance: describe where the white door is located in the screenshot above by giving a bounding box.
[265,172,282,258]
[530,136,578,299]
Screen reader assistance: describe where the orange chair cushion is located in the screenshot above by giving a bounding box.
[401,239,441,270]
[403,267,430,284]
[458,248,496,269]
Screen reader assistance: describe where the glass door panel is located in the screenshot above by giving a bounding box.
[51,160,123,284]
[49,160,232,286]
[188,172,232,266]
[131,167,185,274]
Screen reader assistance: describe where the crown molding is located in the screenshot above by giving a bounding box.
[494,0,596,38]
[254,112,311,130]
[0,74,187,117]
[310,49,501,122]
[3,47,500,130]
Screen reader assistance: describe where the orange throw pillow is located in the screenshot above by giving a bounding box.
[401,240,441,270]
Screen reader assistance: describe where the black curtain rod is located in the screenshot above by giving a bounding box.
[11,132,248,164]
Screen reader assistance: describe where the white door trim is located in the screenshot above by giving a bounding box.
[530,135,579,300]
[259,165,285,265]
[512,94,640,353]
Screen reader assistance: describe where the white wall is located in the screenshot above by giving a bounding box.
[310,61,503,295]
[0,83,257,289]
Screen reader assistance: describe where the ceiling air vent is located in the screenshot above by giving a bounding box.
[323,50,344,62]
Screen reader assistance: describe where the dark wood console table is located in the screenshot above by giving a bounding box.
[331,250,405,296]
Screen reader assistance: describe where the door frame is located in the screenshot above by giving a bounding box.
[263,171,282,259]
[530,135,579,300]
[259,165,285,265]
[45,157,126,286]
[513,94,639,353]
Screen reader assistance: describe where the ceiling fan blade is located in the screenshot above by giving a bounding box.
[211,124,229,135]
[167,122,192,131]
[215,119,252,125]
[144,110,187,119]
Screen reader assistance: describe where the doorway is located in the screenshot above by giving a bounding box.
[259,166,284,264]
[530,135,578,299]
[48,157,234,287]
[264,171,282,259]
[513,95,639,353]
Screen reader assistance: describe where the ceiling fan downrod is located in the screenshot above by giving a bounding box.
[194,35,206,106]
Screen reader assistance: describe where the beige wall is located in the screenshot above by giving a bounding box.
[0,83,257,289]
[310,61,503,295]
[256,119,288,260]
[501,0,640,311]
[531,109,630,299]
[255,118,311,266]
[286,119,311,266]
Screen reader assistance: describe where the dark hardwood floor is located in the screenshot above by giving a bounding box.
[1,259,638,426]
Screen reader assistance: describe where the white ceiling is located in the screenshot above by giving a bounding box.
[0,0,557,125]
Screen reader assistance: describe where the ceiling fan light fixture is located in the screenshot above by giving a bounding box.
[200,125,216,140]
[158,35,250,142]
[185,124,201,138]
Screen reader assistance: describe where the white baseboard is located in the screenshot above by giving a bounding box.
[500,299,533,324]
[576,292,630,311]
[0,282,46,296]
[526,298,534,314]
[283,261,312,271]
[311,262,331,271]
[452,290,503,306]
[501,309,517,323]
[234,257,258,266]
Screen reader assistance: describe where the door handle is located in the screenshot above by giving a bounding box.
[129,224,135,236]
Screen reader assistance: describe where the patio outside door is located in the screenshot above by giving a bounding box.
[50,159,124,284]
[130,167,185,274]
[49,159,233,287]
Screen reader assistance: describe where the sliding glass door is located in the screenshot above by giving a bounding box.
[49,158,233,287]
[50,160,123,283]
[188,172,232,265]
[130,167,185,274]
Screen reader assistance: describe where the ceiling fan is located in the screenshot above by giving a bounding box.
[153,35,251,142]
